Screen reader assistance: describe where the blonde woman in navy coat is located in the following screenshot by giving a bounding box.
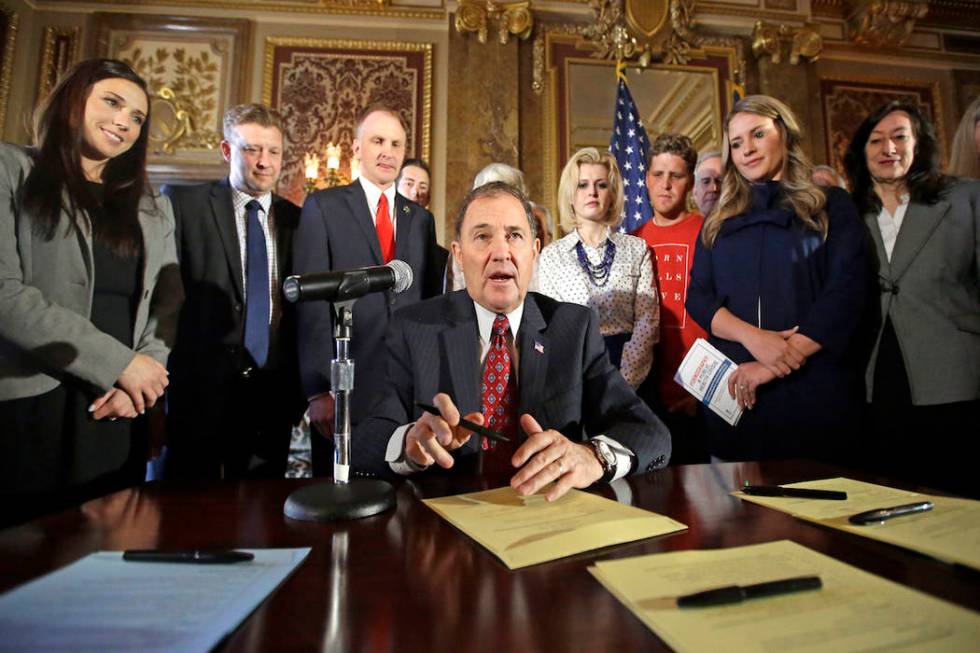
[687,95,869,463]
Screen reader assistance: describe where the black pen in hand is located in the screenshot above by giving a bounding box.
[415,402,509,443]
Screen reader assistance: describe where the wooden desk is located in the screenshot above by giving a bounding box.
[1,461,977,651]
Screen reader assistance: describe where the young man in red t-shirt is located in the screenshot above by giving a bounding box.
[635,134,709,464]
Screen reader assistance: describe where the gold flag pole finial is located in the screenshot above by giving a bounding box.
[615,59,628,83]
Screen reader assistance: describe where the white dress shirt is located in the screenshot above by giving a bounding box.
[359,176,398,238]
[231,188,279,329]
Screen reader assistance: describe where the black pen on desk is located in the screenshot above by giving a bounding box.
[123,550,255,564]
[848,501,934,525]
[677,575,822,608]
[742,483,847,500]
[415,402,510,443]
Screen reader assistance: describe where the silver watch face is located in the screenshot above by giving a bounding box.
[595,440,614,470]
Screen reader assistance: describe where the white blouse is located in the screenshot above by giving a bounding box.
[875,193,910,262]
[533,229,660,388]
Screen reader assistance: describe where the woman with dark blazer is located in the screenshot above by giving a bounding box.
[845,101,980,498]
[686,95,869,462]
[0,59,182,525]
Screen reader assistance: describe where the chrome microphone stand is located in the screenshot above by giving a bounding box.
[283,299,395,521]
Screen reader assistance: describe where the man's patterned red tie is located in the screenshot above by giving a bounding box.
[481,314,517,473]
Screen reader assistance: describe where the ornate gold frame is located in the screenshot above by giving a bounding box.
[262,37,433,164]
[92,14,253,182]
[38,26,80,101]
[0,5,17,135]
[48,0,443,19]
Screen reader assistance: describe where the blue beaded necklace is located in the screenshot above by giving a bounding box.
[574,238,616,287]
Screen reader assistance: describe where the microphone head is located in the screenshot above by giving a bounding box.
[386,259,413,294]
[282,275,301,303]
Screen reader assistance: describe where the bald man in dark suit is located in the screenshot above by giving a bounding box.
[294,104,440,475]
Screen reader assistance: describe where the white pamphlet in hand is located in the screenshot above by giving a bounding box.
[674,338,743,426]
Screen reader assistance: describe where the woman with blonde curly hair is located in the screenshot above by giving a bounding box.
[948,95,980,178]
[535,147,659,389]
[686,95,870,462]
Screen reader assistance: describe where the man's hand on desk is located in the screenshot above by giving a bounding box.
[308,394,336,438]
[510,414,602,502]
[405,393,484,468]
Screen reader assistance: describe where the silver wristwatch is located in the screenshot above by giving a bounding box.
[590,439,617,483]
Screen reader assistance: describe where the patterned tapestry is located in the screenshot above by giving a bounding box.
[264,38,432,206]
[820,77,943,183]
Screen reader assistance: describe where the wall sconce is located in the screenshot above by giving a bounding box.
[324,142,345,188]
[304,153,320,194]
[305,143,357,194]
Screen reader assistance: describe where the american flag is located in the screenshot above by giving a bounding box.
[609,72,654,234]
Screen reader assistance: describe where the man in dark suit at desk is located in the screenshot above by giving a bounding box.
[163,103,304,479]
[294,104,439,475]
[357,183,671,499]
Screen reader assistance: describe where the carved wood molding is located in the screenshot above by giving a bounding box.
[847,0,930,48]
[455,0,533,44]
[751,20,823,64]
[583,0,703,66]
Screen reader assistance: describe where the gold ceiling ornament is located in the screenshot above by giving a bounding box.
[455,0,534,45]
[751,20,823,65]
[584,0,702,67]
[847,0,929,48]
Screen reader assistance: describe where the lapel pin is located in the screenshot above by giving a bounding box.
[402,205,410,213]
[534,342,545,354]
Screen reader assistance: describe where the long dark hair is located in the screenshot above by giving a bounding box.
[21,58,151,257]
[844,100,949,216]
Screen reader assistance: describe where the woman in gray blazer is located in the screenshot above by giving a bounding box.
[0,59,182,525]
[845,100,980,498]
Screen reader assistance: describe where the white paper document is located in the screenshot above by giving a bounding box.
[674,338,742,425]
[0,548,311,653]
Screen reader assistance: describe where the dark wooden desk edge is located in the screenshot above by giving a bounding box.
[0,460,977,652]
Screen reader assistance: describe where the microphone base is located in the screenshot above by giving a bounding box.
[283,479,396,522]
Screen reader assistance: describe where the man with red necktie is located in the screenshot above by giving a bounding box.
[294,104,440,476]
[355,183,672,500]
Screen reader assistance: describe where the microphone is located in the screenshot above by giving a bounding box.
[282,260,413,303]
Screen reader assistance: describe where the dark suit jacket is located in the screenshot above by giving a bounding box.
[162,179,304,465]
[354,291,672,478]
[294,181,439,423]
